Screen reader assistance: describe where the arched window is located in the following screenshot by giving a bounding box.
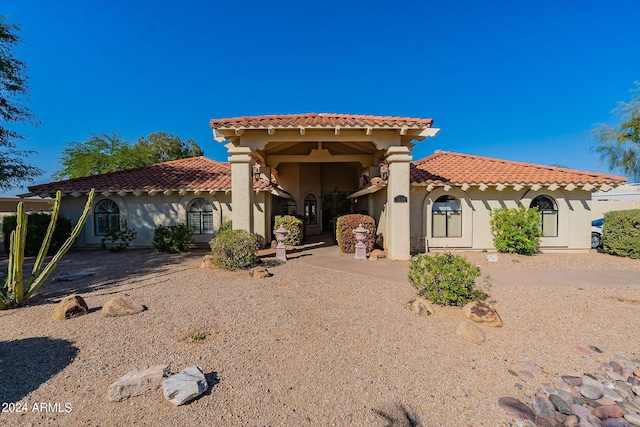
[432,195,461,238]
[530,195,557,237]
[304,194,317,225]
[188,198,214,234]
[94,199,120,236]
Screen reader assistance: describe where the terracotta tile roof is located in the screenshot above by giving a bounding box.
[27,157,272,194]
[411,151,627,185]
[210,113,434,129]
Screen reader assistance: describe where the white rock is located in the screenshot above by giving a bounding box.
[107,365,169,402]
[624,412,640,427]
[163,365,208,406]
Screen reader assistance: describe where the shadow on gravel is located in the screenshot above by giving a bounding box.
[0,248,203,306]
[373,403,423,427]
[0,337,78,404]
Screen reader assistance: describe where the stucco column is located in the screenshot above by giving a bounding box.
[385,146,412,260]
[228,146,254,232]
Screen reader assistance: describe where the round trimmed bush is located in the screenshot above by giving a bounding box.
[408,252,485,306]
[209,229,259,270]
[152,224,194,253]
[273,215,304,246]
[335,214,376,253]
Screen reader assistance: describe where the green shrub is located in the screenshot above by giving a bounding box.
[209,229,259,270]
[489,206,542,255]
[219,220,232,234]
[3,213,72,256]
[408,252,485,306]
[603,209,640,259]
[273,215,304,245]
[335,214,376,253]
[152,224,194,253]
[100,220,137,252]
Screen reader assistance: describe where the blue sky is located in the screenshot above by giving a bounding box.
[3,0,639,196]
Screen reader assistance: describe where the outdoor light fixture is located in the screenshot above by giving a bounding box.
[253,164,261,182]
[380,164,389,181]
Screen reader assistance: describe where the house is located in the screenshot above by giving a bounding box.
[24,113,626,259]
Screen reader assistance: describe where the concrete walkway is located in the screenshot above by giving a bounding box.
[297,243,640,287]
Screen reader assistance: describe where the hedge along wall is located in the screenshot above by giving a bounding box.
[335,214,376,254]
[603,209,640,259]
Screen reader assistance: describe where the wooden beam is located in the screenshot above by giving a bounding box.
[478,184,488,191]
[548,183,559,191]
[461,183,470,191]
[565,183,576,191]
[496,184,506,191]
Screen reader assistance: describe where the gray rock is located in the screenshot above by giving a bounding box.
[162,365,208,406]
[531,395,557,418]
[624,412,640,427]
[610,361,624,373]
[572,403,594,420]
[107,365,169,402]
[588,415,607,427]
[549,393,574,415]
[601,418,634,427]
[562,375,583,387]
[498,397,535,421]
[602,387,623,402]
[581,377,605,400]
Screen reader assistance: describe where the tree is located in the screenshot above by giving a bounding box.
[0,16,42,190]
[54,132,204,180]
[592,83,640,181]
[136,131,203,163]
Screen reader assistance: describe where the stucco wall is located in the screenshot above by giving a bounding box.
[408,186,593,253]
[56,193,233,249]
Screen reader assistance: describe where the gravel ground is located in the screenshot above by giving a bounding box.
[1,248,639,426]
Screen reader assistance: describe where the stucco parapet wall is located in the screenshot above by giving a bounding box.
[410,182,617,192]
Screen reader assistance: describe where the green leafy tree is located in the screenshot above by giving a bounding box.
[136,131,203,163]
[0,16,42,190]
[54,132,204,180]
[592,83,640,181]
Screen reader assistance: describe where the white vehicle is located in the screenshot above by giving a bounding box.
[591,218,604,249]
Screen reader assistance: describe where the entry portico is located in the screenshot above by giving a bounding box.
[210,113,440,260]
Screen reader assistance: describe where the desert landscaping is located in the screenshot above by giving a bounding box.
[1,247,640,426]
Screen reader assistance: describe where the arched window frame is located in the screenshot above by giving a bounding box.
[94,199,120,236]
[303,193,318,225]
[530,194,558,237]
[187,198,214,234]
[431,195,462,238]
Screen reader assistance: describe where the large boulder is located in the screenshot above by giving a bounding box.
[461,301,503,327]
[163,366,208,406]
[107,365,170,402]
[101,296,145,317]
[52,295,89,320]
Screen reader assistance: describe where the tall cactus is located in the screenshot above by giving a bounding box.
[0,189,95,309]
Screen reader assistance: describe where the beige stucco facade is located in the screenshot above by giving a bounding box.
[406,185,593,253]
[56,192,234,248]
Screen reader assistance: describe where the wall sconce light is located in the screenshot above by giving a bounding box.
[380,164,389,181]
[253,164,261,182]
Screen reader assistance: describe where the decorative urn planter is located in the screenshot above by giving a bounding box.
[352,223,369,260]
[275,226,290,262]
